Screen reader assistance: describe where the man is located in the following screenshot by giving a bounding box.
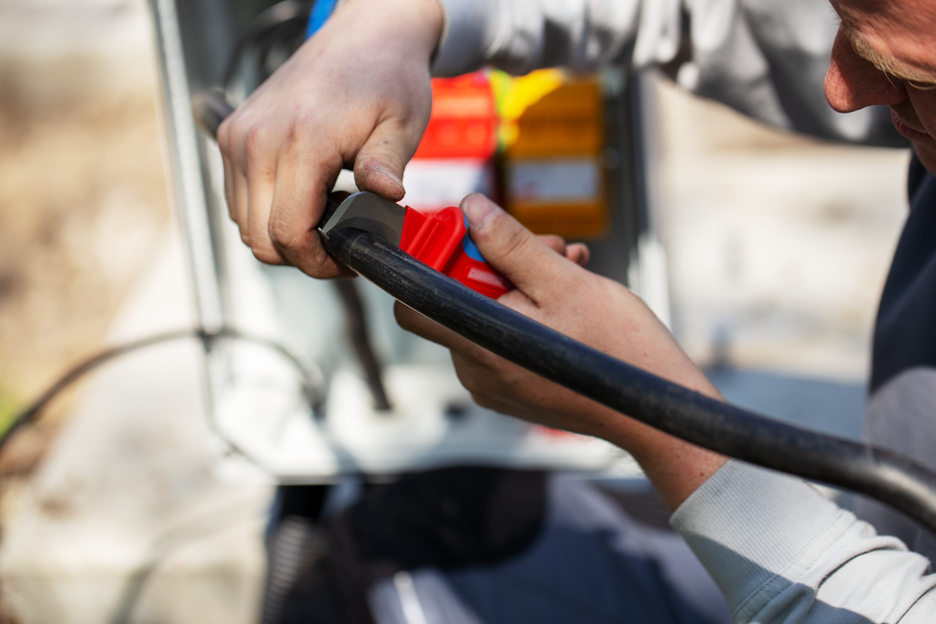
[218,0,936,620]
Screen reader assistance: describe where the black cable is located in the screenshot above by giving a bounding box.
[321,227,936,535]
[193,90,936,533]
[192,91,234,137]
[0,327,322,456]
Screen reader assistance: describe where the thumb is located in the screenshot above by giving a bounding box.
[353,120,414,202]
[462,193,572,301]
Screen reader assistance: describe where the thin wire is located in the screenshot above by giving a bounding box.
[0,327,322,455]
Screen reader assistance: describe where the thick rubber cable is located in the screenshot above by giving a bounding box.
[321,226,936,535]
[194,90,936,533]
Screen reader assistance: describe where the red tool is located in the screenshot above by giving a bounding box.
[320,192,512,299]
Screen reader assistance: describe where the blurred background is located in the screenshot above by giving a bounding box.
[0,0,910,621]
[0,0,169,472]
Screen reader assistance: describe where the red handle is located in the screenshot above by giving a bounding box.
[399,206,512,298]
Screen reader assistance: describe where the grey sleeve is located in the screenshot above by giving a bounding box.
[671,460,936,623]
[431,0,904,147]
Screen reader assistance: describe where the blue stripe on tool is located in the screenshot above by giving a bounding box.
[462,215,485,261]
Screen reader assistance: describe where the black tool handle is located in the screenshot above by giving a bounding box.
[193,90,236,138]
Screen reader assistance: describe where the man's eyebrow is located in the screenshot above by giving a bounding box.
[841,24,936,86]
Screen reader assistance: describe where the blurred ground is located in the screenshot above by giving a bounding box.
[0,3,171,617]
[0,8,269,623]
[0,0,169,465]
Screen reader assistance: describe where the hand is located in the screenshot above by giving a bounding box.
[217,0,443,277]
[395,194,728,509]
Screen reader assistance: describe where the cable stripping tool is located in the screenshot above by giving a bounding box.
[320,191,512,299]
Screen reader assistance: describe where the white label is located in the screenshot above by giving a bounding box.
[508,158,600,203]
[402,159,495,211]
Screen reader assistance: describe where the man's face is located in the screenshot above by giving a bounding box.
[825,0,936,173]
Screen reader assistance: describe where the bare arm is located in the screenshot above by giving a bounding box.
[394,193,727,510]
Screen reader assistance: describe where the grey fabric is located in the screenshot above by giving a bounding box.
[672,461,936,623]
[859,368,936,564]
[432,0,501,78]
[671,158,936,621]
[431,0,905,147]
[857,157,936,565]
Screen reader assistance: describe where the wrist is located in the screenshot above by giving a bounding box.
[593,377,728,512]
[333,0,444,60]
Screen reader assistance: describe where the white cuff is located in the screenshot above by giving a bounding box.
[670,460,850,620]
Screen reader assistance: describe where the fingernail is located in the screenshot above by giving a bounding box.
[374,166,404,193]
[463,193,498,229]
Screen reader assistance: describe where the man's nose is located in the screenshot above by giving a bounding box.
[824,26,907,113]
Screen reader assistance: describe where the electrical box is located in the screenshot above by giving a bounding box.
[147,0,667,484]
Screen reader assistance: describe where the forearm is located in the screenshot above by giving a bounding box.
[620,425,728,512]
[591,354,729,511]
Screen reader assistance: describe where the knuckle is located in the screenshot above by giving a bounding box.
[268,219,303,252]
[244,125,266,164]
[218,111,245,144]
[217,120,231,152]
[453,364,476,390]
[289,110,320,143]
[225,114,251,152]
[461,374,485,397]
[455,361,494,396]
[539,234,565,252]
[393,302,414,329]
